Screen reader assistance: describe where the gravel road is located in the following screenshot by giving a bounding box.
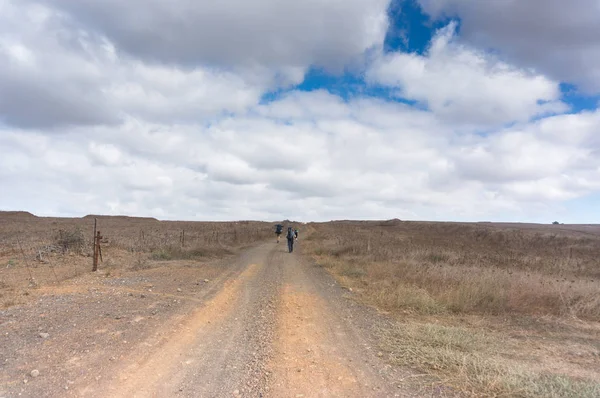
[1,242,411,397]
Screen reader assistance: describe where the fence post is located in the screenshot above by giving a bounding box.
[93,231,102,272]
[92,218,98,271]
[92,218,97,250]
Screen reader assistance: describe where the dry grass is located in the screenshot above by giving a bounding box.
[380,322,599,397]
[304,221,600,397]
[0,212,275,292]
[307,221,600,320]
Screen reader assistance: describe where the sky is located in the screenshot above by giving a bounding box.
[1,0,600,223]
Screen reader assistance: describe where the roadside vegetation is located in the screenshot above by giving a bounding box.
[0,213,273,306]
[304,221,600,397]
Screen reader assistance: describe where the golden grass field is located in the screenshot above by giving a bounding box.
[0,211,273,297]
[303,220,600,397]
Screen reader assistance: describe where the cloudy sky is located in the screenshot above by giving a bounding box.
[1,0,599,223]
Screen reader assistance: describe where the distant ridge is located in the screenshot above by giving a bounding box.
[83,214,159,222]
[0,211,37,218]
[379,218,403,226]
[0,211,161,222]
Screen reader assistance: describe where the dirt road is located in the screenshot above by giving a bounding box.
[1,242,408,397]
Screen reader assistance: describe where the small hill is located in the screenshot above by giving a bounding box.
[0,211,38,219]
[378,218,403,227]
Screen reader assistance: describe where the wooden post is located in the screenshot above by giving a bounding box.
[93,218,97,249]
[92,218,98,271]
[99,234,103,263]
[93,231,102,272]
[93,232,98,272]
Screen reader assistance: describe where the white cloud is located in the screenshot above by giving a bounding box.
[367,23,566,128]
[89,142,125,167]
[3,92,600,222]
[447,111,600,203]
[0,1,286,129]
[417,0,600,93]
[34,0,390,72]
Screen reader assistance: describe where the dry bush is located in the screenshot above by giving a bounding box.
[306,221,600,320]
[55,228,86,253]
[380,322,600,397]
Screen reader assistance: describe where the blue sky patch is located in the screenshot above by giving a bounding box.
[560,83,600,113]
[260,67,419,107]
[384,0,456,54]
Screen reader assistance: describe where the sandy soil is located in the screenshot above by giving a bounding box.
[1,242,410,398]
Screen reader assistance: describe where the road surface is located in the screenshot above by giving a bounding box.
[1,242,410,397]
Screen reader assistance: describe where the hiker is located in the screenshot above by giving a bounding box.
[294,228,299,241]
[275,224,283,243]
[286,227,295,253]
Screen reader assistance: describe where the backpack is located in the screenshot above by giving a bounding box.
[275,224,283,234]
[287,228,294,239]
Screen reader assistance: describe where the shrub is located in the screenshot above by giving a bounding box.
[55,228,85,253]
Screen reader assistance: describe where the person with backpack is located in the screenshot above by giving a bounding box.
[275,224,283,243]
[286,227,295,253]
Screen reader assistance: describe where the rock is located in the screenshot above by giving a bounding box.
[233,389,240,396]
[30,370,40,378]
[177,288,182,292]
[140,294,146,298]
[377,352,383,357]
[39,333,50,339]
[204,279,209,283]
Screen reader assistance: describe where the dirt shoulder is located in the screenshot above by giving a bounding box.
[0,246,258,397]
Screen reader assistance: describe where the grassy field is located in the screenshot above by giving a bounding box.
[303,220,600,397]
[0,211,274,304]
